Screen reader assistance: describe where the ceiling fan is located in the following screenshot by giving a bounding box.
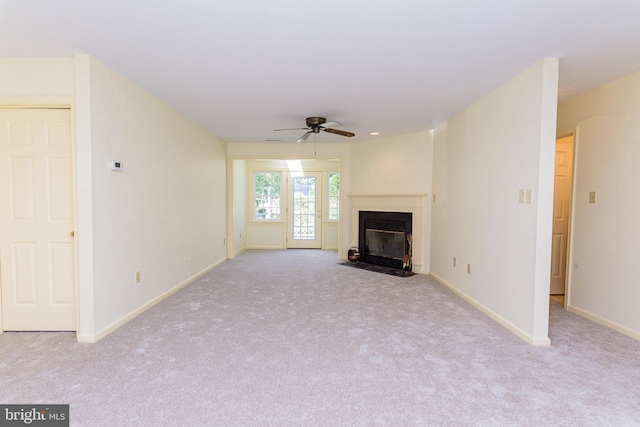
[274,117,355,142]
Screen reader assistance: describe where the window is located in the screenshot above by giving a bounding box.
[254,172,281,220]
[328,172,340,220]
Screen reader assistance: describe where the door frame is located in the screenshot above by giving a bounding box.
[0,98,78,334]
[286,171,323,249]
[555,126,579,309]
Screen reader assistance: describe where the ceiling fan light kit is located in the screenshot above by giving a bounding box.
[273,117,355,142]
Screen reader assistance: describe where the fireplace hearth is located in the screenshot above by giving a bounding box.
[358,211,412,271]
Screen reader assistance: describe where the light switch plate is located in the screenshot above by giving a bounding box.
[589,191,596,204]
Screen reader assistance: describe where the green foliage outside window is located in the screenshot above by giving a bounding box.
[254,172,281,220]
[328,173,340,220]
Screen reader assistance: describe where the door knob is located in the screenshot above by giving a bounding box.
[70,231,75,237]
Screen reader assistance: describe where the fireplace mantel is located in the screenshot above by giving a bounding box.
[349,194,428,273]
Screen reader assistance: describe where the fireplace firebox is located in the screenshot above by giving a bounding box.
[358,211,412,270]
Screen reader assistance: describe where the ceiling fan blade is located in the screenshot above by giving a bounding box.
[273,127,309,132]
[322,127,355,138]
[297,131,313,143]
[320,121,341,128]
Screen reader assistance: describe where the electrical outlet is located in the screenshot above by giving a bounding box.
[135,271,141,284]
[453,257,457,267]
[526,189,532,204]
[467,264,471,275]
[518,189,525,204]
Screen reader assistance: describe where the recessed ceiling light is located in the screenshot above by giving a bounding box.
[369,132,380,136]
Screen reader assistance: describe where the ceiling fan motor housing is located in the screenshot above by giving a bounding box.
[306,117,327,130]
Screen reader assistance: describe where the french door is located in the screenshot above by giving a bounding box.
[287,171,322,248]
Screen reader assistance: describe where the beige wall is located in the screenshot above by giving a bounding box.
[349,131,433,271]
[1,56,228,341]
[85,57,227,339]
[233,159,248,254]
[0,58,75,96]
[228,136,431,262]
[557,69,640,340]
[430,59,559,345]
[350,131,432,196]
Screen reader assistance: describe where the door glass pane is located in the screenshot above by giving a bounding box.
[292,176,316,240]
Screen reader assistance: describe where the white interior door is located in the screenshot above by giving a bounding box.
[287,171,322,249]
[0,108,76,331]
[550,136,574,296]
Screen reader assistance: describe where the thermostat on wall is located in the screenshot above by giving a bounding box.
[109,160,124,171]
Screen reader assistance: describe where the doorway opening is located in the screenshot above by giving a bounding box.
[228,158,341,257]
[550,133,575,307]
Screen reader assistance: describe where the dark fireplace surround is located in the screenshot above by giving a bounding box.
[358,211,412,271]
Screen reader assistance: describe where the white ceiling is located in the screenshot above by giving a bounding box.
[2,0,640,143]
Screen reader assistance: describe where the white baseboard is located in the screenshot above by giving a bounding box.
[247,245,286,250]
[430,272,551,347]
[234,247,247,256]
[412,263,426,274]
[76,259,225,343]
[568,305,640,342]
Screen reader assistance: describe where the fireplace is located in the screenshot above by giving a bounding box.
[359,211,412,270]
[350,195,426,273]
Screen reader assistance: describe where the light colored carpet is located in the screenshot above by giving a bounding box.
[1,249,640,426]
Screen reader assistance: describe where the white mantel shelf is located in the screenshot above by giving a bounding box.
[349,194,428,273]
[348,194,428,209]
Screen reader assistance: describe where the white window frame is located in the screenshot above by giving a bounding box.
[253,171,283,221]
[327,171,340,222]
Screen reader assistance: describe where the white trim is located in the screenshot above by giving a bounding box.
[430,272,551,347]
[348,193,429,198]
[556,125,579,309]
[568,305,640,342]
[563,126,579,310]
[76,259,225,343]
[73,54,94,340]
[412,263,426,274]
[0,97,74,108]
